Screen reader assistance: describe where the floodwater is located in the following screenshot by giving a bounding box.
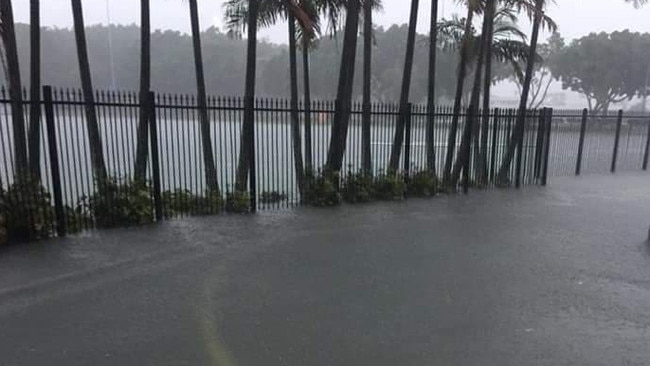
[0,173,649,365]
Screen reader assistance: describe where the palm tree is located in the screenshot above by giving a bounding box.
[478,0,496,184]
[225,0,315,193]
[71,0,107,181]
[188,0,220,193]
[325,0,361,173]
[450,2,531,186]
[441,0,479,187]
[495,0,547,185]
[28,0,41,178]
[387,0,420,172]
[288,13,306,194]
[302,34,314,173]
[425,0,439,173]
[0,0,28,176]
[361,0,373,173]
[450,0,492,187]
[133,0,150,183]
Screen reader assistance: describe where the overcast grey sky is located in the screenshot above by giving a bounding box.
[12,0,650,45]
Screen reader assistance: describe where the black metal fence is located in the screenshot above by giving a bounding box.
[1,85,646,241]
[547,109,650,177]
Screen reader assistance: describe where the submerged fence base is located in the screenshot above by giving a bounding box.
[0,85,648,243]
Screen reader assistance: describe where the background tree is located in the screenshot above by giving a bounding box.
[506,32,563,109]
[549,31,648,116]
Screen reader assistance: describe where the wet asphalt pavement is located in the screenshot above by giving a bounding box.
[1,174,650,366]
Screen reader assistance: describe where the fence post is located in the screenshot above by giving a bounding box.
[611,109,623,173]
[643,117,650,170]
[247,97,257,213]
[362,100,372,173]
[534,108,546,180]
[542,108,553,186]
[147,91,163,221]
[43,85,66,237]
[462,106,474,194]
[489,108,500,184]
[575,108,588,175]
[404,103,412,181]
[515,109,526,189]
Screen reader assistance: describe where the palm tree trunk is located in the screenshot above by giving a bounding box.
[450,15,489,187]
[442,6,474,186]
[478,0,496,185]
[1,0,28,176]
[496,0,544,184]
[133,0,150,182]
[71,0,107,181]
[325,0,361,173]
[28,0,41,179]
[235,0,260,192]
[361,0,373,173]
[426,0,439,173]
[302,45,313,172]
[189,0,219,193]
[388,0,420,172]
[288,16,305,195]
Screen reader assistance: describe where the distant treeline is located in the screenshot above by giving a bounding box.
[10,23,466,103]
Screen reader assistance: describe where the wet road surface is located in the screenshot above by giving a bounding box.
[1,174,650,365]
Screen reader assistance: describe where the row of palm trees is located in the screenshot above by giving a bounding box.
[5,0,622,195]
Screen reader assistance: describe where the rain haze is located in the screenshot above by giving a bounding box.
[14,0,650,43]
[11,0,650,43]
[12,0,650,107]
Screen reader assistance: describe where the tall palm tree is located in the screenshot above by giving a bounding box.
[325,0,361,173]
[288,14,306,194]
[450,1,491,186]
[302,34,314,173]
[387,0,420,172]
[133,0,150,183]
[478,0,496,184]
[425,0,439,173]
[0,0,28,176]
[496,0,546,184]
[225,0,315,193]
[71,0,107,181]
[442,0,479,187]
[361,0,373,173]
[28,0,41,178]
[188,0,220,193]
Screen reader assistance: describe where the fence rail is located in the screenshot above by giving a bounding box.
[0,86,647,242]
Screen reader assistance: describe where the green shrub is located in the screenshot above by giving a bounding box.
[407,170,439,197]
[226,191,251,213]
[304,170,341,207]
[259,191,288,204]
[1,176,54,241]
[373,172,405,201]
[162,189,223,218]
[78,177,153,228]
[341,170,375,204]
